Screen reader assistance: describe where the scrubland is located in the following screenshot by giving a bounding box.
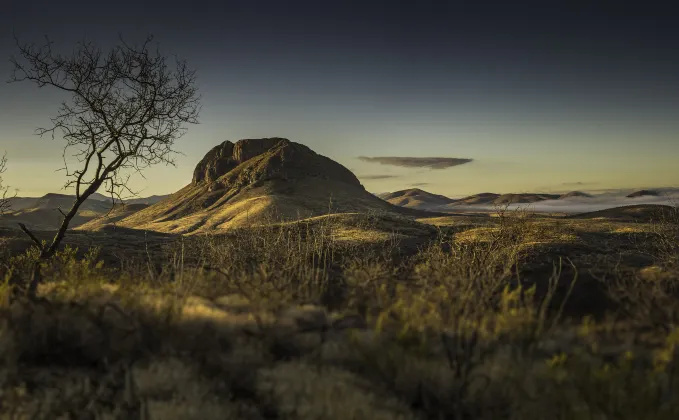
[1,205,679,419]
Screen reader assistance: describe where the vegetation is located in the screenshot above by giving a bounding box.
[0,153,14,215]
[1,204,678,419]
[8,34,200,294]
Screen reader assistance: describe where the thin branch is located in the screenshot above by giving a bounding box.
[18,223,44,250]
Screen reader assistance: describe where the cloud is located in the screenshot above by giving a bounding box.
[357,156,473,169]
[359,174,399,180]
[561,181,598,187]
[410,182,430,187]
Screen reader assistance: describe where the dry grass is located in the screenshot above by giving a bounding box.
[1,205,679,419]
[108,177,436,235]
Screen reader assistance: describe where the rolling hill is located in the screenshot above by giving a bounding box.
[566,204,676,222]
[453,193,500,205]
[626,190,660,198]
[1,192,168,231]
[492,193,560,204]
[379,188,456,210]
[445,192,560,207]
[75,203,151,231]
[7,193,114,212]
[0,207,107,231]
[559,191,592,199]
[0,193,116,230]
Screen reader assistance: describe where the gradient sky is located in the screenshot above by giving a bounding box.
[1,0,678,198]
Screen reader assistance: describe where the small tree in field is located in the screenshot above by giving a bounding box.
[9,34,200,292]
[0,152,14,215]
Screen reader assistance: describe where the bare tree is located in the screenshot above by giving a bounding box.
[9,34,200,292]
[0,152,15,215]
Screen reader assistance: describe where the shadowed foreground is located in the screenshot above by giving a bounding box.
[1,207,679,419]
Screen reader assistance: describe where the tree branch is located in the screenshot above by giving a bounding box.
[18,223,44,250]
[9,33,200,265]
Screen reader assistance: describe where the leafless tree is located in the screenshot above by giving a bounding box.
[0,152,15,215]
[9,34,201,293]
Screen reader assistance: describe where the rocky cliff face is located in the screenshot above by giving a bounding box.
[192,141,232,184]
[191,137,363,190]
[192,138,299,184]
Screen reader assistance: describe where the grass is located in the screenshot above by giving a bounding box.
[0,205,678,419]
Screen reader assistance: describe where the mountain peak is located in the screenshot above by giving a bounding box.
[191,138,298,184]
[110,138,438,233]
[192,137,361,190]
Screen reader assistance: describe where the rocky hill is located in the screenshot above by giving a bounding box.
[107,138,438,234]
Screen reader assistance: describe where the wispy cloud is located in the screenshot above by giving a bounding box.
[359,174,399,180]
[561,181,598,187]
[357,156,473,169]
[410,182,430,187]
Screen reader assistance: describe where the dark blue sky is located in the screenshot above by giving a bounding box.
[1,1,679,196]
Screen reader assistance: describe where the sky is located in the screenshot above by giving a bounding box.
[1,0,678,198]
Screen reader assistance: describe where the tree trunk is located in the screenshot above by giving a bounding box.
[23,180,107,297]
[43,180,106,259]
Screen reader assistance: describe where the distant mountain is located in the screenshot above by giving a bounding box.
[0,193,115,231]
[78,192,169,205]
[492,193,560,204]
[567,204,675,222]
[453,193,500,205]
[24,193,113,213]
[0,207,107,231]
[627,190,660,198]
[6,196,42,211]
[89,192,118,202]
[446,192,557,206]
[559,191,593,199]
[7,192,167,211]
[448,192,598,207]
[1,192,169,230]
[380,188,455,210]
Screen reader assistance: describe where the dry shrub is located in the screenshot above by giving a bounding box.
[597,205,679,330]
[649,204,679,268]
[257,362,416,420]
[132,357,262,420]
[2,204,679,419]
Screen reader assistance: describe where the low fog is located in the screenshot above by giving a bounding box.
[451,191,679,214]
